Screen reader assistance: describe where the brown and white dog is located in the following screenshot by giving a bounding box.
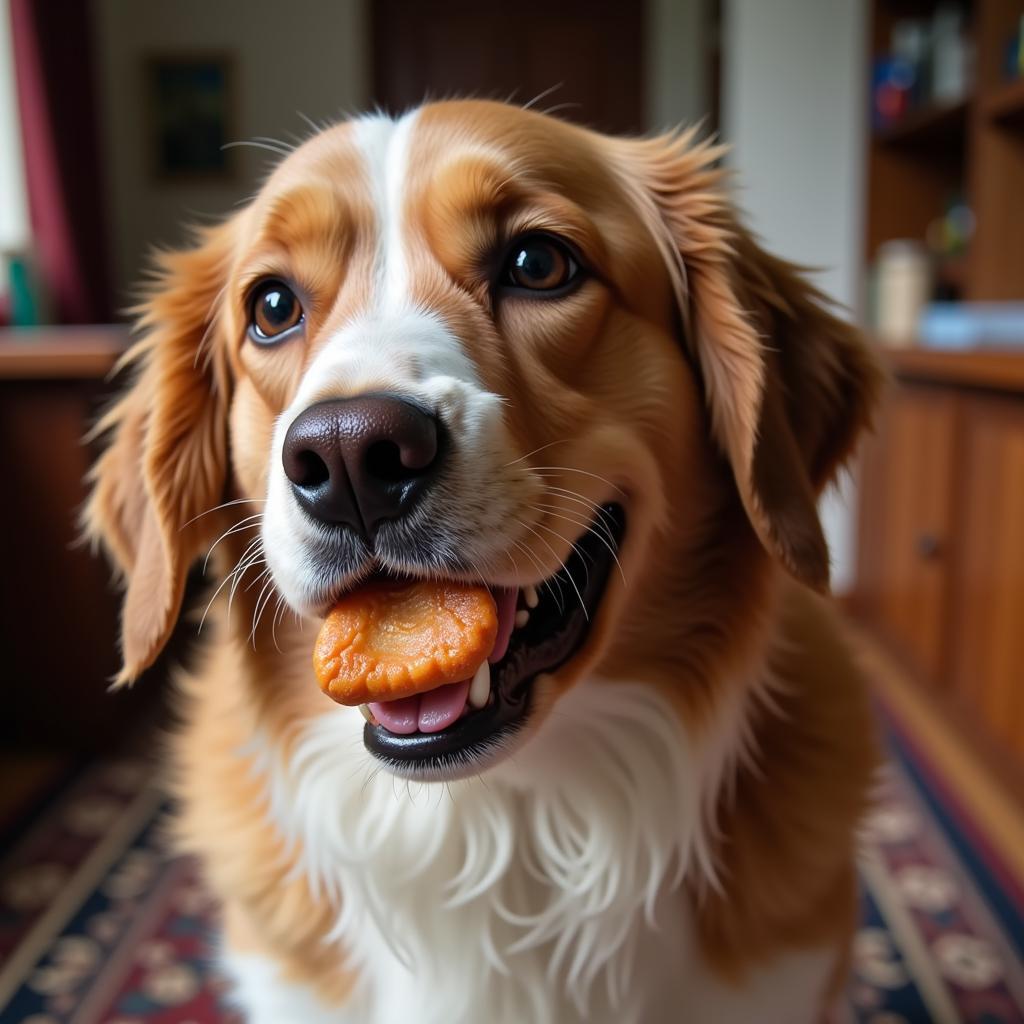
[85,100,881,1023]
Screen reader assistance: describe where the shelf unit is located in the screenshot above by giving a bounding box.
[866,0,1024,301]
[874,97,969,146]
[984,74,1024,124]
[858,4,1024,780]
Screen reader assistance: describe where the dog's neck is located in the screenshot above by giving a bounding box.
[241,671,766,1023]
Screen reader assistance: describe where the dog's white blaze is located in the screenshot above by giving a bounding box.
[226,673,837,1024]
[350,110,417,311]
[289,307,487,411]
[382,111,417,309]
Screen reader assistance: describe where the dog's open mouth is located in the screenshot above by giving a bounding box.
[359,503,626,775]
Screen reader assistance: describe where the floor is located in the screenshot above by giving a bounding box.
[0,632,1022,1023]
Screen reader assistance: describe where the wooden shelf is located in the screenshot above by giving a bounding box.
[0,325,130,380]
[874,98,970,147]
[984,77,1024,130]
[868,2,1024,301]
[882,346,1024,393]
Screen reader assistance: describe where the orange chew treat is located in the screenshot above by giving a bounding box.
[313,580,498,706]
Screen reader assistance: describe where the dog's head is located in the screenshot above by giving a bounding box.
[86,101,878,779]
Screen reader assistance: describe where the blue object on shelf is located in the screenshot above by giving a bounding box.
[1004,16,1023,80]
[919,303,1024,350]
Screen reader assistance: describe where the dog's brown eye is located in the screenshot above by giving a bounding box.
[251,281,303,342]
[502,236,579,292]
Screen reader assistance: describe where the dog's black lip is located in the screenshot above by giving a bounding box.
[363,503,626,771]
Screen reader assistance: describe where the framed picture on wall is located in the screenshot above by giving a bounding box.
[146,54,236,181]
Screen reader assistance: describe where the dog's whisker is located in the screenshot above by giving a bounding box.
[222,139,292,158]
[227,550,266,618]
[230,535,264,574]
[508,536,554,597]
[527,467,625,495]
[198,562,244,635]
[244,561,273,590]
[538,101,583,118]
[521,82,565,112]
[201,535,264,632]
[252,134,297,153]
[542,485,619,522]
[273,592,290,633]
[530,503,627,585]
[270,592,289,654]
[529,518,592,591]
[534,497,620,553]
[182,497,266,530]
[535,484,624,554]
[249,573,278,646]
[465,556,490,588]
[533,498,625,573]
[296,110,327,136]
[226,564,263,622]
[503,440,570,467]
[203,514,264,573]
[501,546,524,579]
[519,543,569,614]
[514,519,587,620]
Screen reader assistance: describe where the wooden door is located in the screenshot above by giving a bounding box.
[950,396,1024,758]
[372,0,645,135]
[857,384,958,683]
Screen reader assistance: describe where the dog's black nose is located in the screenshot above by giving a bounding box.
[282,395,442,538]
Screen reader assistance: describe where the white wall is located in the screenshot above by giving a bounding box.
[0,0,29,255]
[92,0,369,303]
[722,0,868,592]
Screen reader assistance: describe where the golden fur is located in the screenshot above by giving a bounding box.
[85,100,881,1015]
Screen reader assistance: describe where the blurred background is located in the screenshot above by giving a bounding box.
[1,1,1023,1021]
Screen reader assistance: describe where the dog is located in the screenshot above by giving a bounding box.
[85,100,881,1023]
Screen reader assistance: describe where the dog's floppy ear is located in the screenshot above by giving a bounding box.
[616,131,881,590]
[84,219,239,684]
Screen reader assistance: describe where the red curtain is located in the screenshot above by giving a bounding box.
[10,0,111,323]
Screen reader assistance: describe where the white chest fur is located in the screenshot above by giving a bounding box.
[231,679,832,1024]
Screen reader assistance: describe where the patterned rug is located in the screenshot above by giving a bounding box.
[0,708,1021,1023]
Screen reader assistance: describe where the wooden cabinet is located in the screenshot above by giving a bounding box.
[951,397,1024,758]
[0,329,157,752]
[858,385,958,682]
[856,349,1024,768]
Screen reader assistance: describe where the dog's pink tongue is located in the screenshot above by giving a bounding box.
[417,679,471,733]
[489,586,519,664]
[369,678,471,736]
[369,694,420,735]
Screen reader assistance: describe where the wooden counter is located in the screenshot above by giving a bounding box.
[883,346,1024,394]
[0,325,129,379]
[855,344,1024,775]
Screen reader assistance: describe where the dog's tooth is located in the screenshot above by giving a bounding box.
[358,704,376,725]
[523,584,539,609]
[514,609,530,629]
[468,661,491,709]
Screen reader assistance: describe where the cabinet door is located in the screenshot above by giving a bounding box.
[857,384,958,683]
[951,397,1024,758]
